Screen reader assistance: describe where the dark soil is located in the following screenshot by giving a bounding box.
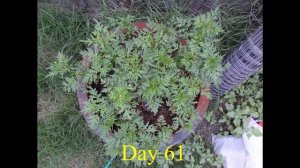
[194,93,201,108]
[136,93,203,133]
[196,110,227,144]
[137,99,177,130]
[87,81,105,96]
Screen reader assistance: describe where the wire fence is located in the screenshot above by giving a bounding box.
[211,26,262,98]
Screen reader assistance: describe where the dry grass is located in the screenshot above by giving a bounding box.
[38,94,58,121]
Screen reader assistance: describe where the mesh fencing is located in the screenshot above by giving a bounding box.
[211,26,263,98]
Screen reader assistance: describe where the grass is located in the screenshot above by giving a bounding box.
[38,95,102,167]
[38,5,92,95]
[38,0,262,167]
[37,5,135,168]
[37,5,101,167]
[218,0,263,55]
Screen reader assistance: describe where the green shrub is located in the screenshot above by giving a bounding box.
[48,9,224,166]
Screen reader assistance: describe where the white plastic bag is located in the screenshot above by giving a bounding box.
[243,117,262,168]
[212,117,262,168]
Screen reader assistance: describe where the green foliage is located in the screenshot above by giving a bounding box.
[156,115,167,128]
[109,86,133,110]
[218,0,263,55]
[168,134,223,168]
[46,52,72,78]
[38,6,92,95]
[39,0,264,167]
[217,72,263,136]
[38,95,106,168]
[47,52,78,92]
[49,9,224,166]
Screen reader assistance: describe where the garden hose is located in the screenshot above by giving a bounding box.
[104,156,115,168]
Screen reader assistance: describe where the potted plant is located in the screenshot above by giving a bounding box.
[48,9,224,166]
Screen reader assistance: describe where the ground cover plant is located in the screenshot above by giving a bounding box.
[205,71,263,137]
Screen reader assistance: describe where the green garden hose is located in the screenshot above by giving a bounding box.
[104,156,115,168]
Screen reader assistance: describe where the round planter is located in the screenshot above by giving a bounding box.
[76,22,210,150]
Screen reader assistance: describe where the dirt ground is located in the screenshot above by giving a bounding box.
[196,108,226,144]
